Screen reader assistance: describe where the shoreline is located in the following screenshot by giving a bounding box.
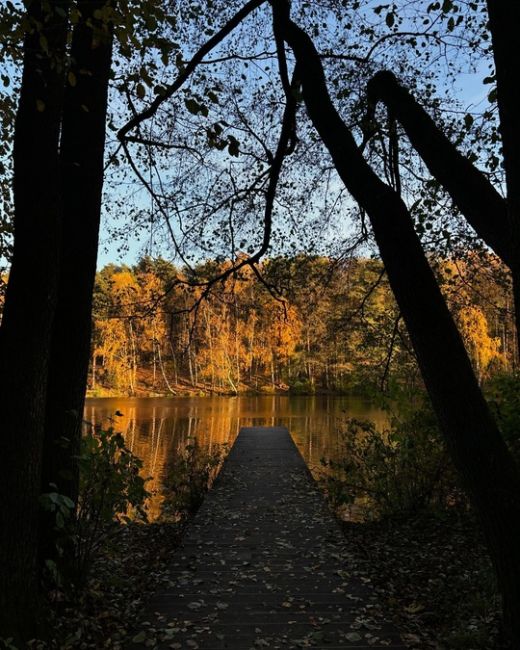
[85,387,369,399]
[85,388,365,399]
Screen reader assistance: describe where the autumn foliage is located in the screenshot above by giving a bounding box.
[88,253,517,396]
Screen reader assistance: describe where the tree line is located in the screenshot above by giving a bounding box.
[89,253,517,396]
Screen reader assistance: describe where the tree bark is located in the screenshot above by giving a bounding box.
[280,13,520,644]
[486,0,520,357]
[41,0,113,504]
[0,1,68,639]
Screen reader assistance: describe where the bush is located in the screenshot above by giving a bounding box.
[289,379,315,394]
[486,372,520,446]
[40,426,150,589]
[162,437,227,521]
[320,398,460,519]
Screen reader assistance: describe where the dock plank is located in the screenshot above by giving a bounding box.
[128,426,406,649]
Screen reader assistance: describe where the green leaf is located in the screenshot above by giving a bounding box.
[62,495,75,509]
[56,511,65,529]
[39,34,48,52]
[132,631,147,644]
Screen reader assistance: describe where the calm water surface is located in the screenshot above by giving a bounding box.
[84,395,386,518]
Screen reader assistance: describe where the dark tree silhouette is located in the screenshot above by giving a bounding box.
[0,0,69,638]
[0,0,113,639]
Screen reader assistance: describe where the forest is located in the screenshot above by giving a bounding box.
[90,253,517,396]
[1,0,520,648]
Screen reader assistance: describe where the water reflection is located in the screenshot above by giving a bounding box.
[84,395,387,519]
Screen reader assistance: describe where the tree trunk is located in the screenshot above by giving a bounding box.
[486,0,520,359]
[0,1,69,640]
[130,318,138,393]
[157,337,176,394]
[205,306,216,389]
[366,70,510,265]
[41,0,113,504]
[281,14,520,644]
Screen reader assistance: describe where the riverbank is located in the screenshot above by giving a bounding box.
[86,384,359,398]
[86,368,367,399]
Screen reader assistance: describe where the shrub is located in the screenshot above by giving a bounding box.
[289,379,315,395]
[486,372,520,446]
[40,426,150,589]
[162,437,227,521]
[320,398,460,519]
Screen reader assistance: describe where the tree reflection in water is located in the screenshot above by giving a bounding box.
[83,395,387,520]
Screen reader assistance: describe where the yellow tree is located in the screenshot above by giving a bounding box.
[456,305,504,385]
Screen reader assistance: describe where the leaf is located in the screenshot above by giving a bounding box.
[385,12,395,28]
[36,99,45,112]
[404,601,425,613]
[487,87,497,103]
[346,632,362,642]
[68,71,77,87]
[39,34,48,52]
[184,98,200,115]
[132,631,146,644]
[227,135,240,157]
[136,83,146,99]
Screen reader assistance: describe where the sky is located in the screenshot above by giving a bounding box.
[93,1,494,271]
[0,0,494,273]
[96,64,491,270]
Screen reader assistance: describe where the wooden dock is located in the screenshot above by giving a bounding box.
[129,426,406,649]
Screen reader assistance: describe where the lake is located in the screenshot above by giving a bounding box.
[84,395,387,519]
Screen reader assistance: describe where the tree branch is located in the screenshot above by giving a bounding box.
[366,70,511,266]
[117,0,267,141]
